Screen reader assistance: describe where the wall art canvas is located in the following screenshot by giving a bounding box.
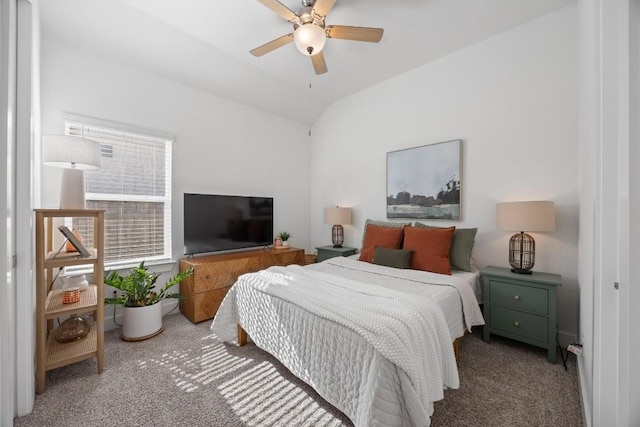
[387,139,461,220]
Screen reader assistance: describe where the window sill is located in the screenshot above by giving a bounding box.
[65,258,176,276]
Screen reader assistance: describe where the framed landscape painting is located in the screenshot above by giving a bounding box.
[387,139,461,220]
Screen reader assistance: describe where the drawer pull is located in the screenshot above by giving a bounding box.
[206,275,211,280]
[514,295,521,300]
[514,321,520,327]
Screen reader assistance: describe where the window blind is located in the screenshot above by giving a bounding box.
[66,121,172,267]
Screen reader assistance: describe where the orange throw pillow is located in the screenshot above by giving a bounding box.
[403,226,455,274]
[359,224,405,263]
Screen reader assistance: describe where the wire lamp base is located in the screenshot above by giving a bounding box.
[509,232,535,274]
[331,224,344,248]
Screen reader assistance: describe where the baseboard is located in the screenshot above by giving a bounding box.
[577,357,591,427]
[557,330,575,349]
[103,308,122,332]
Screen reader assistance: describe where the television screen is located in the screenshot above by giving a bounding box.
[183,193,273,255]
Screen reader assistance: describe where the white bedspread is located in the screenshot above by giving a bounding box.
[310,257,485,336]
[211,258,484,427]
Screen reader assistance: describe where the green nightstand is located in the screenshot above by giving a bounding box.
[481,266,562,363]
[316,245,357,262]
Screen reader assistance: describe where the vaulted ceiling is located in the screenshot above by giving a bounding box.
[41,0,575,126]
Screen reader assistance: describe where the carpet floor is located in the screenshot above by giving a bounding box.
[15,314,583,426]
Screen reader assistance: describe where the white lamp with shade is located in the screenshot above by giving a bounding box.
[496,200,556,274]
[42,135,101,209]
[324,207,352,248]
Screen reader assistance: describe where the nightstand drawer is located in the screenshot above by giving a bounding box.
[491,306,548,343]
[316,246,357,262]
[490,280,548,315]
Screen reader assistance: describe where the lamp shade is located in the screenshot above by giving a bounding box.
[496,201,555,232]
[294,23,327,56]
[496,200,555,274]
[42,135,101,170]
[324,207,351,248]
[324,207,352,225]
[42,135,101,209]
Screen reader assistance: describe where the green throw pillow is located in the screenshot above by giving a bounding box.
[362,218,411,247]
[414,223,477,272]
[371,246,413,269]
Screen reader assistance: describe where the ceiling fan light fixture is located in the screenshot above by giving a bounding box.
[294,23,326,56]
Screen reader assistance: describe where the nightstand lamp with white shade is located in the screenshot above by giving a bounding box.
[43,135,101,209]
[496,200,555,274]
[324,207,352,248]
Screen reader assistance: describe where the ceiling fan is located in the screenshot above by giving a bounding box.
[250,0,384,75]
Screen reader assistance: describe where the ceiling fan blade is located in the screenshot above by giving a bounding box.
[257,0,298,22]
[326,25,384,43]
[312,0,336,18]
[250,33,294,57]
[311,51,328,75]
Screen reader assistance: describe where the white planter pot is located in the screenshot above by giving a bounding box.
[122,303,163,341]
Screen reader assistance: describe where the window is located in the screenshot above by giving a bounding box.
[66,119,172,268]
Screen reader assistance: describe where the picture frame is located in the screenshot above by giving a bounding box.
[387,139,462,220]
[58,225,92,257]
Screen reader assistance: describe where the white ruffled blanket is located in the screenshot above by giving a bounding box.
[211,259,483,426]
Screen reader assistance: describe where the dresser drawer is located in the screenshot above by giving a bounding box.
[259,250,304,268]
[179,286,231,323]
[193,257,261,293]
[489,280,548,315]
[491,306,548,343]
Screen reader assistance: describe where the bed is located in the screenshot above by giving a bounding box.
[211,254,484,427]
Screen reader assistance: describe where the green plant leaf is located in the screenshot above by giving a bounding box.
[103,262,193,307]
[278,231,290,241]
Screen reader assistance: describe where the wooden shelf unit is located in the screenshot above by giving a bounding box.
[34,208,105,394]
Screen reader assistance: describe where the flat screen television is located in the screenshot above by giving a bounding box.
[183,193,273,255]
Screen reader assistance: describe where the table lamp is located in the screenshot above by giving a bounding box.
[42,135,101,209]
[496,201,555,274]
[324,207,352,248]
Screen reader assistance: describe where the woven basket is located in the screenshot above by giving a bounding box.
[304,254,317,265]
[62,287,80,304]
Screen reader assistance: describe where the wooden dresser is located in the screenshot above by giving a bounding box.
[179,247,305,323]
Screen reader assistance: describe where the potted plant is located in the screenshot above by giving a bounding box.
[278,231,291,247]
[104,261,193,341]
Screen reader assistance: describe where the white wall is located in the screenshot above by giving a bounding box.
[40,36,311,253]
[39,36,311,327]
[310,5,579,343]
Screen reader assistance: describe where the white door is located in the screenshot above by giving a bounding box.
[1,0,36,423]
[0,0,18,423]
[624,2,640,424]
